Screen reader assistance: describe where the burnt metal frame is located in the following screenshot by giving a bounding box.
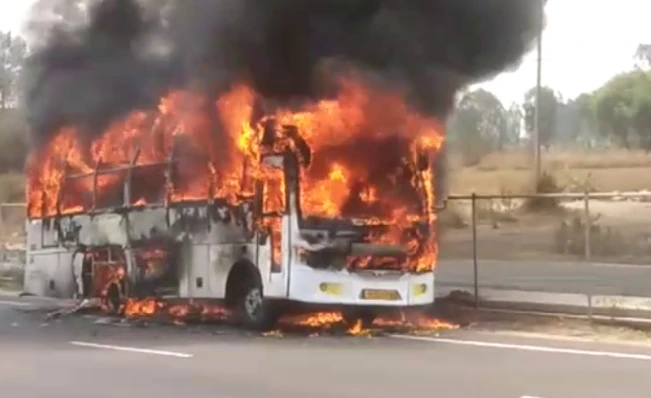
[36,122,307,220]
[63,157,176,215]
[85,246,128,298]
[51,147,296,218]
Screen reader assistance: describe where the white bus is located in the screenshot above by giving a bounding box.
[23,122,438,330]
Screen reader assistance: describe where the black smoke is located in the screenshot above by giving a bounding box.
[21,0,545,145]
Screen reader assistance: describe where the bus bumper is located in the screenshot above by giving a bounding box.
[286,264,434,307]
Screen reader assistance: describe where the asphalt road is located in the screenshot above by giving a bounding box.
[437,259,651,296]
[2,294,651,398]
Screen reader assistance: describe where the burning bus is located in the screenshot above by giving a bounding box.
[23,79,444,329]
[16,0,544,330]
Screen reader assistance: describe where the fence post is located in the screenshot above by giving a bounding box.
[583,191,591,262]
[471,193,479,309]
[583,191,593,321]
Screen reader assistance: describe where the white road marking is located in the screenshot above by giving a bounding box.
[0,300,31,306]
[392,335,651,361]
[69,341,193,358]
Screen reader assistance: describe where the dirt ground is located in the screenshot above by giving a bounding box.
[439,198,651,265]
[441,148,651,264]
[448,148,651,195]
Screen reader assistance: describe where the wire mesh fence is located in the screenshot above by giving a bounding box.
[438,192,651,305]
[0,203,26,288]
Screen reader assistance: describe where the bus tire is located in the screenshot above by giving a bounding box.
[227,262,278,331]
[105,283,122,315]
[236,278,278,331]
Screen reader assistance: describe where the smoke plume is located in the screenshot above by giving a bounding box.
[21,0,545,145]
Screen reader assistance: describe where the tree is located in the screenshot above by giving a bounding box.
[523,86,560,148]
[555,93,597,146]
[504,103,523,147]
[635,44,651,69]
[591,69,651,150]
[447,89,508,165]
[0,32,27,110]
[0,32,28,173]
[0,108,28,172]
[573,93,600,147]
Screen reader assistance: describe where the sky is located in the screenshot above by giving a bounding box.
[2,0,651,106]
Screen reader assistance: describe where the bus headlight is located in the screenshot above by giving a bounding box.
[319,282,343,296]
[411,283,428,297]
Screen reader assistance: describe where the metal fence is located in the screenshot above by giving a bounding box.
[437,192,651,308]
[0,203,26,279]
[4,196,651,304]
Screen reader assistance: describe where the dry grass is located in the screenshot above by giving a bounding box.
[1,148,650,205]
[441,149,651,263]
[0,172,25,203]
[449,148,651,171]
[449,148,651,194]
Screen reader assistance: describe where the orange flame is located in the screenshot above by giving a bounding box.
[26,78,444,273]
[278,310,457,336]
[122,298,230,322]
[372,311,459,331]
[123,299,161,317]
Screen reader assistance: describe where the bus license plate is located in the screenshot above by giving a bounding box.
[361,289,400,301]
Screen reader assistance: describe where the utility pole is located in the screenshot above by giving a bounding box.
[0,33,8,111]
[533,0,544,190]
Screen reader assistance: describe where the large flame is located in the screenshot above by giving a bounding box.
[26,78,443,272]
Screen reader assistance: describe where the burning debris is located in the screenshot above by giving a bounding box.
[105,298,457,337]
[20,0,544,330]
[276,309,458,335]
[123,298,230,323]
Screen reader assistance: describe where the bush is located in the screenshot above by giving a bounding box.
[0,109,28,173]
[525,172,561,211]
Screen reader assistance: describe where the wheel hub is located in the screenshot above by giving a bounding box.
[244,287,263,318]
